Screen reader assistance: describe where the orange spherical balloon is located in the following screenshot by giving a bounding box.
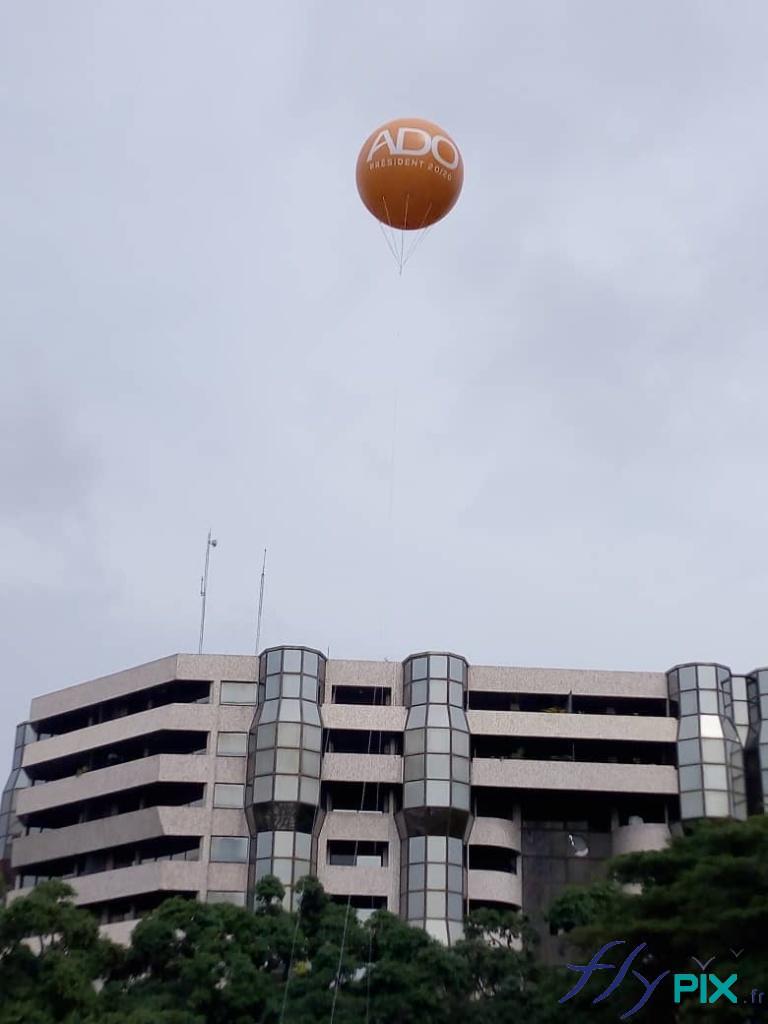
[356,117,463,230]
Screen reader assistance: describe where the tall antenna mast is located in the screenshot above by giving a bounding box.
[198,529,218,654]
[255,547,267,654]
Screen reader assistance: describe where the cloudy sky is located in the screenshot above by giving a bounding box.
[2,2,768,757]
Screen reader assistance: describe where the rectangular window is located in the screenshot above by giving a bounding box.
[220,682,257,705]
[216,732,248,756]
[327,840,388,867]
[210,836,249,862]
[213,783,245,808]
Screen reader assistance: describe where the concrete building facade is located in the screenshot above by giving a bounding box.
[2,648,765,947]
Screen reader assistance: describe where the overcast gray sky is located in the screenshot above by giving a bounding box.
[2,2,768,758]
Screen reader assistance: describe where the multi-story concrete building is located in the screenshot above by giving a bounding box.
[1,648,765,948]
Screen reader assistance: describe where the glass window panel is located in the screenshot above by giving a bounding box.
[678,766,701,791]
[698,666,717,689]
[447,892,463,921]
[278,723,301,747]
[427,863,446,888]
[403,781,424,807]
[276,749,300,774]
[210,837,249,863]
[449,657,464,682]
[426,729,451,753]
[447,837,463,865]
[213,783,244,808]
[258,723,277,747]
[679,667,697,690]
[266,650,282,674]
[408,863,425,890]
[430,680,448,703]
[449,682,463,707]
[677,716,699,740]
[217,732,248,756]
[408,891,425,918]
[409,705,427,728]
[452,757,470,783]
[679,691,698,716]
[409,836,426,862]
[700,715,723,738]
[294,860,310,882]
[302,702,321,725]
[677,738,700,765]
[266,677,281,700]
[448,864,463,892]
[282,675,301,698]
[426,891,445,917]
[295,832,312,860]
[302,751,321,776]
[255,750,274,775]
[300,777,320,804]
[448,921,464,945]
[302,677,317,700]
[430,655,448,679]
[282,649,301,672]
[261,701,278,723]
[426,753,451,779]
[274,775,299,801]
[704,791,730,817]
[453,783,470,810]
[453,731,469,757]
[303,651,319,676]
[253,777,272,802]
[680,793,705,819]
[703,764,728,790]
[404,729,425,755]
[404,755,425,781]
[426,920,449,943]
[411,657,428,681]
[273,858,293,883]
[427,836,447,860]
[304,726,322,751]
[273,831,294,856]
[428,706,450,727]
[699,691,719,715]
[281,699,301,722]
[220,682,257,705]
[256,831,273,857]
[411,681,428,706]
[449,707,466,729]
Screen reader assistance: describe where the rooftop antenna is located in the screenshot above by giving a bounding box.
[198,529,218,654]
[255,548,267,655]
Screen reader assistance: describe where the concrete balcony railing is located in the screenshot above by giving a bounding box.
[467,710,676,744]
[318,863,391,898]
[11,859,203,907]
[321,811,392,842]
[321,752,402,784]
[11,806,209,868]
[23,704,215,769]
[611,822,671,857]
[16,754,211,815]
[467,868,521,907]
[471,758,678,794]
[321,705,407,733]
[468,816,521,851]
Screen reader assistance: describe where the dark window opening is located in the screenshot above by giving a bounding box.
[34,681,211,739]
[467,845,517,874]
[23,782,206,833]
[329,894,387,911]
[17,836,201,888]
[467,691,668,717]
[332,686,391,706]
[324,782,391,813]
[326,730,402,755]
[85,890,196,924]
[27,731,209,784]
[471,735,674,766]
[468,898,520,914]
[327,840,389,867]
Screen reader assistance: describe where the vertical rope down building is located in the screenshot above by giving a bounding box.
[2,650,766,950]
